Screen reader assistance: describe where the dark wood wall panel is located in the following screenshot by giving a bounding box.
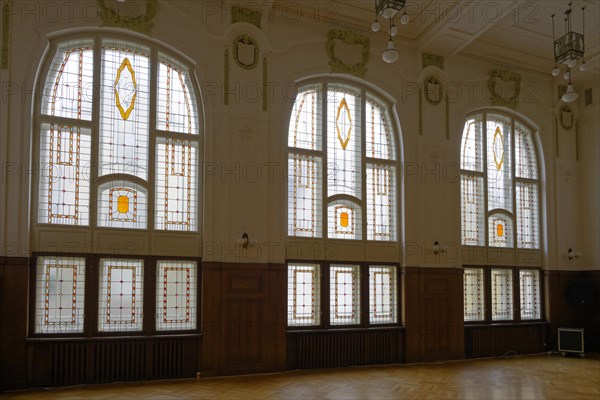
[404,267,464,362]
[201,263,286,376]
[287,328,404,370]
[546,270,600,352]
[0,257,29,390]
[465,323,548,358]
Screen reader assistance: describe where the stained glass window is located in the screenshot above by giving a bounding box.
[156,260,198,331]
[330,264,360,325]
[287,263,321,326]
[519,269,541,320]
[460,112,540,249]
[463,268,484,322]
[35,256,86,334]
[491,268,513,321]
[288,82,398,241]
[98,258,144,332]
[369,265,397,324]
[38,38,201,232]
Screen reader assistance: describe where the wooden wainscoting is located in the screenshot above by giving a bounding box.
[201,263,287,376]
[404,267,465,362]
[286,328,405,370]
[464,323,548,358]
[0,257,29,391]
[27,335,201,387]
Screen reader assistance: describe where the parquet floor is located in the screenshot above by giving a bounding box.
[2,354,599,400]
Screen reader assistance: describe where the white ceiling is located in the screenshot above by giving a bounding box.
[272,0,600,79]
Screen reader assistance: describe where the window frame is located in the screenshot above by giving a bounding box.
[462,266,544,325]
[459,110,542,250]
[286,78,401,243]
[286,260,401,331]
[29,252,201,338]
[30,32,204,247]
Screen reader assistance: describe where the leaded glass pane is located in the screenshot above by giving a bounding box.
[464,268,484,322]
[488,213,514,248]
[155,138,198,231]
[461,174,485,246]
[35,256,86,334]
[486,116,513,213]
[98,258,143,332]
[520,269,541,320]
[327,87,361,198]
[287,263,320,326]
[38,124,91,225]
[330,264,360,325]
[157,56,199,134]
[369,265,397,324]
[491,268,513,321]
[288,87,321,150]
[97,181,147,229]
[367,163,396,240]
[156,260,197,331]
[327,200,362,240]
[288,154,322,237]
[366,99,393,160]
[515,123,537,180]
[516,182,539,249]
[42,41,94,120]
[99,41,150,179]
[460,117,483,172]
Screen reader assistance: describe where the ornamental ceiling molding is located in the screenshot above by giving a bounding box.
[231,5,262,29]
[487,69,521,110]
[97,0,157,35]
[326,29,369,78]
[270,3,414,44]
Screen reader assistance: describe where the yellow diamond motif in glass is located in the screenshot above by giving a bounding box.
[492,126,504,171]
[114,58,137,120]
[117,195,129,213]
[340,212,349,228]
[336,98,352,150]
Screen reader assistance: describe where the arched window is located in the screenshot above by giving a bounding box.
[37,37,200,231]
[32,35,201,336]
[460,111,540,249]
[287,81,398,241]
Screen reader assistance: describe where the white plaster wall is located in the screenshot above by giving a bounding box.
[0,1,597,271]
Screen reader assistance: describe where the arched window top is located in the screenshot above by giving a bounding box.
[287,80,399,242]
[36,35,201,232]
[460,110,540,249]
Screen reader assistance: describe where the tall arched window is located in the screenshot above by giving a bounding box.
[460,111,540,249]
[287,81,398,241]
[37,37,200,231]
[31,35,202,336]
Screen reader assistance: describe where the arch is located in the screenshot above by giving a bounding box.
[459,107,543,250]
[286,76,403,245]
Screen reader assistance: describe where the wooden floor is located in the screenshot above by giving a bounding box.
[2,354,599,399]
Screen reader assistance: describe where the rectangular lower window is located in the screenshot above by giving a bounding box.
[330,264,360,325]
[519,269,541,320]
[156,260,197,331]
[287,263,320,326]
[35,256,86,334]
[369,265,397,324]
[98,258,144,332]
[491,268,513,321]
[464,268,485,322]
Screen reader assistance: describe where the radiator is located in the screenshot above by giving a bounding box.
[38,337,196,387]
[294,330,403,369]
[465,324,546,358]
